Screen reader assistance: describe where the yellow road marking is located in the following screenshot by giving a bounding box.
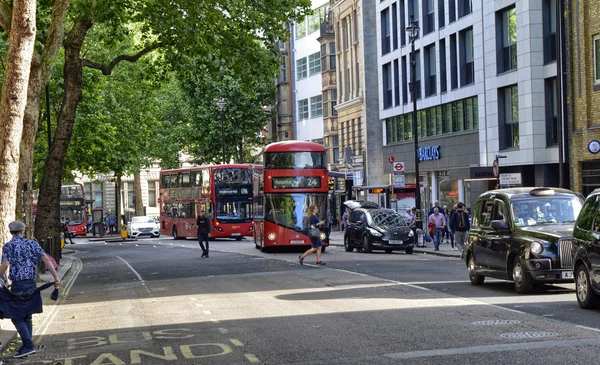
[229,339,243,347]
[245,354,260,363]
[219,328,229,334]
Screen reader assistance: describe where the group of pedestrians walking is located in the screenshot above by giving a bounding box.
[427,201,471,252]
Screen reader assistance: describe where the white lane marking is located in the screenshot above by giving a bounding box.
[116,256,143,281]
[203,310,212,315]
[384,338,600,360]
[36,255,83,343]
[576,325,600,333]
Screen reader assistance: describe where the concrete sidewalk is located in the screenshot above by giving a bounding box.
[0,251,74,355]
[328,230,463,258]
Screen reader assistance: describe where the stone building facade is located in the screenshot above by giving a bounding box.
[568,0,600,196]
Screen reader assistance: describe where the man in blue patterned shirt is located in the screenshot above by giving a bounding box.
[0,221,60,358]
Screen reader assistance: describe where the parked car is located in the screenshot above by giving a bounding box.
[464,187,583,293]
[343,200,414,254]
[571,188,600,309]
[128,216,161,238]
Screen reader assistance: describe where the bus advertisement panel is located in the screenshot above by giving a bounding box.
[159,164,254,240]
[253,141,330,251]
[60,183,87,236]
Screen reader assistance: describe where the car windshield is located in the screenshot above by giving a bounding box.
[132,217,155,224]
[368,210,407,227]
[511,196,583,226]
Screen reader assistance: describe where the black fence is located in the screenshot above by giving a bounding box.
[37,235,62,273]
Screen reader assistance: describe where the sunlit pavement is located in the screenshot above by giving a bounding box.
[16,235,600,364]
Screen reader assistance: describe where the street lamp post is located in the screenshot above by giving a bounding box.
[406,17,421,229]
[217,97,227,164]
[495,155,507,188]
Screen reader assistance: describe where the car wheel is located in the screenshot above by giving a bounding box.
[405,246,413,255]
[468,255,485,285]
[362,236,372,253]
[385,249,393,254]
[173,227,182,240]
[344,236,353,252]
[576,264,599,309]
[512,260,533,294]
[235,237,242,241]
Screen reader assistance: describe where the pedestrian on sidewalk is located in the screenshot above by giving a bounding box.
[443,206,454,247]
[61,217,74,245]
[341,208,349,231]
[450,202,470,252]
[428,208,446,251]
[196,211,210,257]
[299,205,326,265]
[0,221,60,358]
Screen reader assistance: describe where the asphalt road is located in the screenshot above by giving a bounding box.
[14,236,600,364]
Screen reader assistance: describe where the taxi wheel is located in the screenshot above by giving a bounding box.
[362,236,372,253]
[405,246,414,255]
[576,264,599,309]
[512,260,533,294]
[385,249,393,254]
[468,255,485,285]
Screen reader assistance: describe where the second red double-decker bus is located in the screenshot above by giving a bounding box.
[253,141,330,251]
[159,164,254,240]
[60,183,88,236]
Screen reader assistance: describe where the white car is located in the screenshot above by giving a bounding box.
[128,216,160,238]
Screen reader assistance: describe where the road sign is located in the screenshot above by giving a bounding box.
[500,173,522,185]
[388,156,395,163]
[492,160,499,178]
[393,173,405,188]
[394,162,404,172]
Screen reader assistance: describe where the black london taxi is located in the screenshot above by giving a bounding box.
[465,187,583,294]
[343,200,415,254]
[571,188,600,309]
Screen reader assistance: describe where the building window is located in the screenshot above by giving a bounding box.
[298,99,309,120]
[86,182,104,209]
[394,59,400,106]
[308,4,329,35]
[342,18,349,51]
[330,43,336,70]
[424,0,435,34]
[402,56,408,104]
[297,57,307,80]
[415,50,421,100]
[440,38,447,92]
[543,0,557,64]
[383,62,393,109]
[450,34,458,89]
[310,95,323,118]
[497,6,517,74]
[84,183,92,204]
[148,181,157,207]
[438,0,445,28]
[425,43,436,97]
[400,0,406,46]
[545,78,558,146]
[311,96,324,119]
[460,27,475,86]
[449,0,456,23]
[296,20,307,39]
[392,3,398,50]
[381,7,391,55]
[458,0,472,18]
[308,52,321,76]
[499,85,519,149]
[595,35,600,84]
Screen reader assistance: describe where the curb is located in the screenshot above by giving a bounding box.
[330,242,461,258]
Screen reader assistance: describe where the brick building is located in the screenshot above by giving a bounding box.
[568,0,600,196]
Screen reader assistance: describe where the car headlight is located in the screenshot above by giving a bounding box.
[408,230,414,237]
[320,232,327,240]
[530,241,543,254]
[267,232,276,241]
[368,228,383,237]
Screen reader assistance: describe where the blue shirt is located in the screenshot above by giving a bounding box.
[2,236,46,281]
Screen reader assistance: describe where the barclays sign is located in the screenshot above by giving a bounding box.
[418,145,441,161]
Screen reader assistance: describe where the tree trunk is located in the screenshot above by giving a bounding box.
[0,0,36,244]
[34,18,92,241]
[17,0,71,238]
[134,171,144,216]
[115,175,121,225]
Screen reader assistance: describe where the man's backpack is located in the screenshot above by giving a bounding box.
[457,212,466,230]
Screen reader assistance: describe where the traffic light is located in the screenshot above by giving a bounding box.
[328,179,335,191]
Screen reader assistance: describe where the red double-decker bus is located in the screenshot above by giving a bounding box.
[253,141,330,251]
[159,164,254,240]
[60,183,88,236]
